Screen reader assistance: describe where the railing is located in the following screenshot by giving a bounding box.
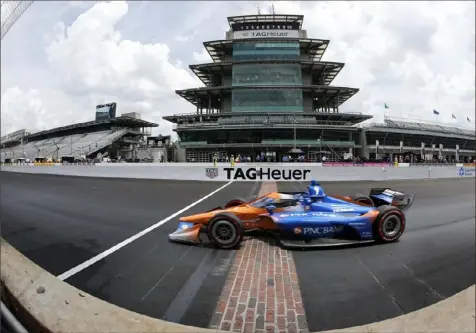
[367,145,475,154]
[173,123,357,130]
[178,140,358,148]
[261,139,355,146]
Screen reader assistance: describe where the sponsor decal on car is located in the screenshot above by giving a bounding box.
[278,212,338,218]
[223,167,311,181]
[348,222,367,226]
[382,189,403,196]
[283,206,304,211]
[332,207,356,212]
[293,227,303,234]
[302,226,344,235]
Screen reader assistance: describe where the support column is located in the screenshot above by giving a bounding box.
[348,132,353,155]
[359,129,369,159]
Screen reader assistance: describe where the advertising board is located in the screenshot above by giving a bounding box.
[233,29,299,39]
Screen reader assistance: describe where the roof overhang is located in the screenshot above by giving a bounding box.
[163,111,372,125]
[227,14,304,30]
[204,38,329,62]
[25,117,158,141]
[111,116,159,128]
[189,60,344,86]
[175,85,359,108]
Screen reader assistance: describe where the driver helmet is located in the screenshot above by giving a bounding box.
[307,180,326,199]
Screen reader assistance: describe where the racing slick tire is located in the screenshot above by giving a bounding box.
[224,197,247,208]
[352,193,375,206]
[207,212,244,249]
[373,205,406,243]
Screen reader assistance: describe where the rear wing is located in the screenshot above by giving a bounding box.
[369,188,415,211]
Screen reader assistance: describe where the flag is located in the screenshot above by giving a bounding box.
[452,114,456,119]
[468,117,471,123]
[433,110,440,115]
[384,103,390,109]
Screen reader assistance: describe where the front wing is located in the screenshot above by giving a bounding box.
[168,222,202,245]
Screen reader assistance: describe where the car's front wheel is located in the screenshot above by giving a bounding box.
[207,213,244,249]
[373,205,406,243]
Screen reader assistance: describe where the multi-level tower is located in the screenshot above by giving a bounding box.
[164,14,372,162]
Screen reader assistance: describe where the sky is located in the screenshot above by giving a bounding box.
[1,0,475,137]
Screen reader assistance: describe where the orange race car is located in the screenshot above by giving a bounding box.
[168,181,414,249]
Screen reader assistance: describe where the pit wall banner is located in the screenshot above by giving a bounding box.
[456,165,475,177]
[0,163,466,182]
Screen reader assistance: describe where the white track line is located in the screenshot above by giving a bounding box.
[57,181,234,281]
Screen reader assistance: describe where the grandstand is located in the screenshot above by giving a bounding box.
[0,113,179,163]
[362,117,475,163]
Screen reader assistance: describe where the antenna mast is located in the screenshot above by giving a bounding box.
[272,4,275,15]
[257,6,261,15]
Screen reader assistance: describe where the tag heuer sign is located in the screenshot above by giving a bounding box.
[206,167,219,179]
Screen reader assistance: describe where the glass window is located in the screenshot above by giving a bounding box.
[233,42,300,61]
[232,64,302,86]
[232,89,304,112]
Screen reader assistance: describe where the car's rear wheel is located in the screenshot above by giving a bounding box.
[224,197,247,208]
[207,213,244,249]
[373,205,405,243]
[352,193,375,206]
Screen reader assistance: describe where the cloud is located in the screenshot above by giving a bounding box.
[1,87,50,134]
[2,1,201,136]
[192,48,211,63]
[175,30,199,42]
[1,0,475,139]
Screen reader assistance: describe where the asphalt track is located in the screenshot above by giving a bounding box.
[1,172,475,331]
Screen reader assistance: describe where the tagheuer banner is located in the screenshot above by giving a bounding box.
[233,30,299,39]
[206,167,311,181]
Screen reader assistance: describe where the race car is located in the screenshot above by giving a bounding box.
[168,180,415,249]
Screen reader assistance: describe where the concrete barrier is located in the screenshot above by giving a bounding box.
[1,163,472,181]
[2,239,474,333]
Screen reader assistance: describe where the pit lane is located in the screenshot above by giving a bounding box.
[1,172,474,331]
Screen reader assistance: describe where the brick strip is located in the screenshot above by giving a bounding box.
[209,181,309,333]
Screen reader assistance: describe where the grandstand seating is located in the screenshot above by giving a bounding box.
[1,129,127,160]
[368,119,475,137]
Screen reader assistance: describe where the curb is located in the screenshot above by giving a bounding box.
[1,237,475,333]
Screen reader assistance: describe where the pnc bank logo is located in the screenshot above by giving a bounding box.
[293,227,303,235]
